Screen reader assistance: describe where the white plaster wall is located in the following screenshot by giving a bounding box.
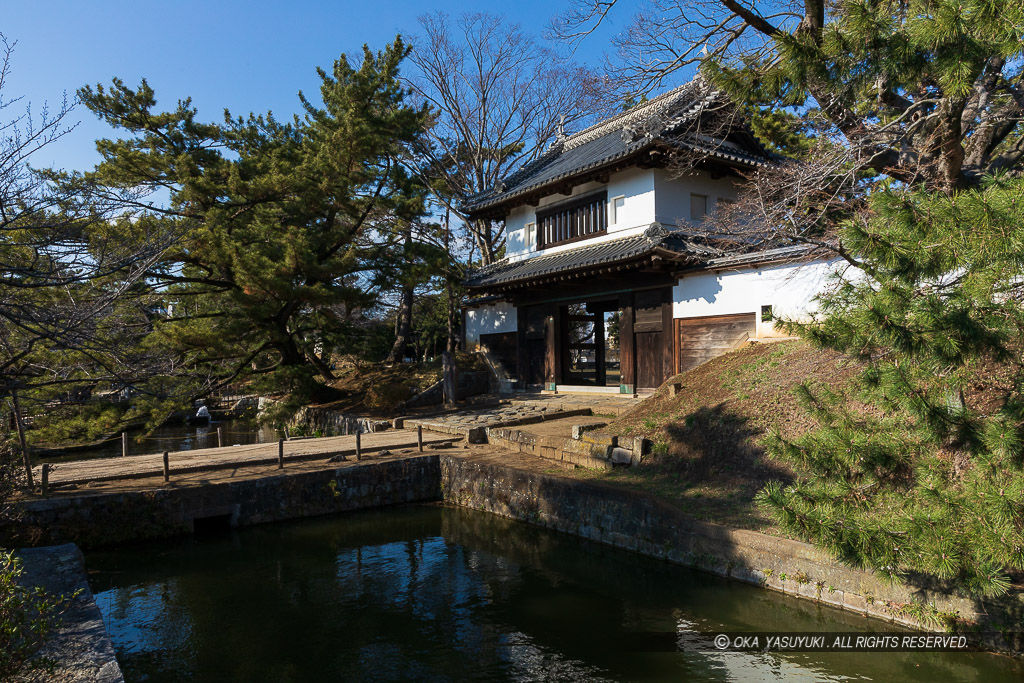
[673,259,845,338]
[654,168,740,227]
[503,169,656,262]
[465,301,518,349]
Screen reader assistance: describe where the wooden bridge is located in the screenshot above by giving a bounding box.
[32,429,460,489]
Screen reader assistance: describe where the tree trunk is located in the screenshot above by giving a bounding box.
[443,283,458,405]
[443,208,459,406]
[386,284,414,363]
[10,391,32,488]
[474,218,495,265]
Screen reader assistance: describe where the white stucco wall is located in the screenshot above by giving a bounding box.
[674,259,846,338]
[653,168,740,227]
[464,301,518,349]
[503,168,656,262]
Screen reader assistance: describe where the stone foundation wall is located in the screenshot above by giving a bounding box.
[486,427,613,470]
[11,456,441,549]
[10,451,1024,646]
[486,426,647,469]
[439,455,1024,640]
[289,405,390,436]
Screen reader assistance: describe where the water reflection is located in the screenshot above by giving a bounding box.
[87,505,1024,682]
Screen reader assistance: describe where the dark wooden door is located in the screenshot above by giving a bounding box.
[676,313,757,373]
[635,331,664,389]
[632,288,672,389]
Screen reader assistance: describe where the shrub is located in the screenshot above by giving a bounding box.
[0,551,71,679]
[364,382,412,411]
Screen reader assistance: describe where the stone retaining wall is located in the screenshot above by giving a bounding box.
[10,456,441,549]
[15,544,123,682]
[486,427,613,470]
[10,451,1024,646]
[289,405,390,436]
[486,426,646,469]
[439,455,1024,642]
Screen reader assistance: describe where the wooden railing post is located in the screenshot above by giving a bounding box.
[217,427,223,448]
[40,463,48,496]
[355,430,362,461]
[278,438,284,469]
[163,451,170,482]
[122,431,128,458]
[417,425,423,452]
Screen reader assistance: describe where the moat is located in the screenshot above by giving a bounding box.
[86,504,1023,682]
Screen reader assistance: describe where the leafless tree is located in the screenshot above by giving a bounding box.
[552,0,1024,193]
[406,11,604,265]
[0,35,175,488]
[549,0,1024,267]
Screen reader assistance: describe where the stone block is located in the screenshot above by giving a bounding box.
[582,432,617,448]
[571,423,608,440]
[631,437,648,464]
[668,383,682,397]
[842,592,869,614]
[466,427,488,444]
[797,581,819,601]
[609,447,633,465]
[729,566,763,586]
[820,589,845,609]
[866,601,894,623]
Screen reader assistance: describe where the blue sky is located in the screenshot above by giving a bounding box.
[3,0,619,174]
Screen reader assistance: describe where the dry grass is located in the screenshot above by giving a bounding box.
[565,341,864,532]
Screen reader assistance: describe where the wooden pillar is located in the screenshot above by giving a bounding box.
[619,293,635,393]
[460,306,468,351]
[544,304,564,390]
[558,306,571,386]
[516,305,529,387]
[544,305,556,389]
[662,290,675,384]
[594,311,607,386]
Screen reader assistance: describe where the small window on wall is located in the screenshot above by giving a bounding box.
[690,193,708,222]
[525,222,537,249]
[761,305,774,322]
[609,195,625,225]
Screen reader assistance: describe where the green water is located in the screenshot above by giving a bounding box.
[86,505,1023,682]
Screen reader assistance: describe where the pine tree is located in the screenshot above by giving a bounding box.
[70,39,430,418]
[759,176,1024,597]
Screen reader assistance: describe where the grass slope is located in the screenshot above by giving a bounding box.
[569,340,863,532]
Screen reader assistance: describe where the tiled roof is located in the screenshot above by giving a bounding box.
[464,224,719,290]
[462,80,773,215]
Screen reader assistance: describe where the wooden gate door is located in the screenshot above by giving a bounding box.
[635,331,664,389]
[634,288,672,389]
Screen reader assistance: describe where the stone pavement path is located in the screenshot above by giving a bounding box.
[34,430,460,487]
[403,392,641,443]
